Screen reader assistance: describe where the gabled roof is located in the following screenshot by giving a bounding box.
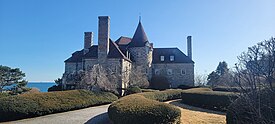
[128,21,149,47]
[115,36,132,45]
[152,48,194,64]
[65,39,131,63]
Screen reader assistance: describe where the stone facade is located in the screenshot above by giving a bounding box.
[62,16,195,94]
[152,63,194,87]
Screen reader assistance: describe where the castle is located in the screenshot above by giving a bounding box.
[62,16,194,94]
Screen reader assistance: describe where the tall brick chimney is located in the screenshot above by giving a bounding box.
[84,32,93,54]
[98,16,110,64]
[187,36,192,60]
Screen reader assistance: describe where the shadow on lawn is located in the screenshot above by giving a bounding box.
[168,100,226,115]
[85,112,113,124]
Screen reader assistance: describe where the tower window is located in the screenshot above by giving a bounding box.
[170,56,175,61]
[160,56,165,61]
[181,69,186,75]
[155,69,160,75]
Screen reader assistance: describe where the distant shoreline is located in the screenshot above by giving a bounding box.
[28,82,55,83]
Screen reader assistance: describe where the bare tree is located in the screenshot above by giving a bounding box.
[230,37,275,124]
[128,66,149,88]
[78,64,118,94]
[194,72,208,86]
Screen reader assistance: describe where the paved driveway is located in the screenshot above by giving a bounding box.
[1,104,112,124]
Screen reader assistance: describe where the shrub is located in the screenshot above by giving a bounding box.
[185,87,213,92]
[139,89,184,101]
[48,85,62,92]
[177,85,199,90]
[0,90,118,122]
[141,88,159,92]
[181,90,237,112]
[124,86,142,95]
[226,90,275,124]
[0,93,10,98]
[108,94,181,124]
[150,76,170,90]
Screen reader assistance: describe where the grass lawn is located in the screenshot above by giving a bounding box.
[166,100,226,124]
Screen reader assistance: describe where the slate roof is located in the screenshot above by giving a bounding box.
[65,39,131,62]
[152,48,194,64]
[65,21,194,64]
[115,36,132,45]
[128,21,149,47]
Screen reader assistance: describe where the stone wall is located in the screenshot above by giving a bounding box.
[83,59,98,71]
[129,46,153,79]
[65,62,83,74]
[121,59,132,89]
[152,63,194,87]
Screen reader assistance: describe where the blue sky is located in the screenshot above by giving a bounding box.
[0,0,275,82]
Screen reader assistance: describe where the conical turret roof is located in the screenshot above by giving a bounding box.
[128,21,149,47]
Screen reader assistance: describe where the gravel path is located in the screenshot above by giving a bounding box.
[1,104,112,124]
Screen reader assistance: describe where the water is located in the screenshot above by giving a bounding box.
[27,82,56,92]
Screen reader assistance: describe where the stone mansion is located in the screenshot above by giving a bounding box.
[62,16,194,92]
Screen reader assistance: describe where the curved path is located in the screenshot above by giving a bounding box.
[2,100,226,124]
[1,104,112,124]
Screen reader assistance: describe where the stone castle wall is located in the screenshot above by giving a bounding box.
[129,46,152,79]
[152,63,194,87]
[65,62,83,74]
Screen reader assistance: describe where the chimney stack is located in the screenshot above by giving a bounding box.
[98,16,110,64]
[187,36,192,60]
[84,32,93,54]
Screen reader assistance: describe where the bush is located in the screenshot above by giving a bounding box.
[139,89,185,101]
[150,76,170,90]
[48,85,62,92]
[177,85,199,90]
[0,90,118,122]
[141,89,159,92]
[0,93,10,98]
[185,87,213,92]
[226,90,275,124]
[124,86,142,95]
[108,94,181,124]
[181,90,237,112]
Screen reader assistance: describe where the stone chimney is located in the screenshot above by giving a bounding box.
[98,16,110,64]
[187,36,192,60]
[84,32,93,54]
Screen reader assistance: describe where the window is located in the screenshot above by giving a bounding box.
[181,69,186,75]
[160,56,165,61]
[167,69,173,75]
[170,55,175,61]
[155,69,160,75]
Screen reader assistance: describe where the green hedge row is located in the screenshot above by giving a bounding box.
[108,94,181,124]
[0,93,10,98]
[0,90,118,122]
[181,90,238,112]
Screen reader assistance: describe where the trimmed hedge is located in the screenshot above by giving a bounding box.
[226,90,275,124]
[0,90,118,122]
[141,89,159,92]
[0,93,10,98]
[124,86,142,95]
[181,90,238,112]
[139,89,184,101]
[108,94,181,124]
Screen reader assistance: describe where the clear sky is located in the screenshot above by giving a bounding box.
[0,0,275,82]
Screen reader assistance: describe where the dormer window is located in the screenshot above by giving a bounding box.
[170,55,175,61]
[160,56,165,61]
